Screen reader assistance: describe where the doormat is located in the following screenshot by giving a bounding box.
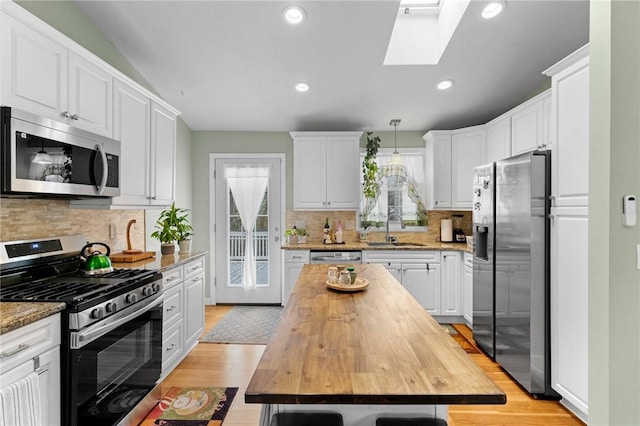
[139,387,237,425]
[442,324,480,354]
[200,306,283,345]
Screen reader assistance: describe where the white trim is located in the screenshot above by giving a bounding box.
[208,153,286,305]
[543,43,590,77]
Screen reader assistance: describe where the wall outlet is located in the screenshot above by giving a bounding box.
[345,220,355,230]
[109,224,117,239]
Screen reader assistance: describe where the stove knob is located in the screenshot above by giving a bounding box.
[152,283,161,293]
[90,307,104,320]
[142,286,152,296]
[126,293,139,304]
[106,302,117,313]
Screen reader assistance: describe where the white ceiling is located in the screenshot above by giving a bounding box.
[74,0,589,132]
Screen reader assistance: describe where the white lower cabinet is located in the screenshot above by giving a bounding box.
[440,251,462,316]
[462,253,473,326]
[283,250,310,305]
[161,255,205,380]
[0,314,61,426]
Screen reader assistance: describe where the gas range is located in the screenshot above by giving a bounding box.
[0,235,164,426]
[0,235,162,329]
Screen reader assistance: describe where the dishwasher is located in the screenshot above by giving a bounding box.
[310,251,362,264]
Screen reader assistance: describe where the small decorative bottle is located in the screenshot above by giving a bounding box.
[323,218,332,244]
[335,220,343,244]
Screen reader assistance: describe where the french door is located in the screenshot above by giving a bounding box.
[212,156,282,304]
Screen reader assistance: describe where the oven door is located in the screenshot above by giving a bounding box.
[65,294,163,426]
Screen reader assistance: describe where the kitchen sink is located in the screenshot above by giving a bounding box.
[365,242,394,247]
[391,242,427,247]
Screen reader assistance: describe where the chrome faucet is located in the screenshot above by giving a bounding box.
[386,208,404,242]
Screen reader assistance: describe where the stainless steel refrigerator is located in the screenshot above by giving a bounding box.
[472,162,496,359]
[473,151,559,398]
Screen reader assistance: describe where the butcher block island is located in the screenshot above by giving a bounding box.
[245,264,505,425]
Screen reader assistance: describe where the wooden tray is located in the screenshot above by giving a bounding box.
[110,251,155,263]
[326,278,369,292]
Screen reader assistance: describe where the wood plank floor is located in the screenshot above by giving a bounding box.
[156,305,584,426]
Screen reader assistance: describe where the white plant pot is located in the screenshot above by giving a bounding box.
[178,239,192,253]
[297,235,307,244]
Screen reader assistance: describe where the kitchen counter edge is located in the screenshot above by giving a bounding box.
[282,241,472,253]
[0,302,66,335]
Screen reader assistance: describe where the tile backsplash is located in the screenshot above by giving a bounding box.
[0,198,146,253]
[285,209,472,243]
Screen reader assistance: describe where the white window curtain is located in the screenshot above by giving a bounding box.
[226,166,269,291]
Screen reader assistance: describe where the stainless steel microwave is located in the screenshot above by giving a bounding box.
[1,107,120,198]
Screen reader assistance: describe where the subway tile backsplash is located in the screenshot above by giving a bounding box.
[0,198,145,252]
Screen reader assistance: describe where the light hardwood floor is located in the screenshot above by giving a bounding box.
[156,305,584,426]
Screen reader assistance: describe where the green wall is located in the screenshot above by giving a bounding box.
[590,0,640,423]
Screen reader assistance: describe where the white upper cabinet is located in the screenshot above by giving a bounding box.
[291,132,362,210]
[485,115,511,163]
[1,12,113,137]
[111,80,151,206]
[150,101,177,206]
[510,90,551,156]
[424,126,485,210]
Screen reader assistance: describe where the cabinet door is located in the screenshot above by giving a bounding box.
[551,57,589,208]
[163,280,184,328]
[112,80,151,206]
[150,101,176,206]
[161,320,184,377]
[185,273,205,349]
[432,133,452,208]
[550,208,588,418]
[463,263,473,325]
[451,129,486,209]
[381,262,402,283]
[441,252,462,315]
[402,264,430,309]
[284,263,304,305]
[1,14,67,120]
[511,95,546,155]
[293,137,327,209]
[68,52,113,137]
[326,137,359,209]
[486,117,511,163]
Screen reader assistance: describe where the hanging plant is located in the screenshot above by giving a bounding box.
[362,132,381,200]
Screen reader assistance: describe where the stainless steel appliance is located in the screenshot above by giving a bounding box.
[472,162,496,358]
[310,251,362,264]
[473,151,558,398]
[0,235,163,426]
[1,107,120,198]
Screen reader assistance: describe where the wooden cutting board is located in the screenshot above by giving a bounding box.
[110,251,155,263]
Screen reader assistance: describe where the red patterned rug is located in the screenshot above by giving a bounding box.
[140,387,237,425]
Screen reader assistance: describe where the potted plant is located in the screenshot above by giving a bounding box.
[284,228,296,245]
[296,228,308,244]
[151,202,193,255]
[174,208,194,254]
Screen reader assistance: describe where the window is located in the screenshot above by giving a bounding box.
[360,148,428,231]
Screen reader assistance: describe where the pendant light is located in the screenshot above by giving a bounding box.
[389,119,403,165]
[32,138,52,164]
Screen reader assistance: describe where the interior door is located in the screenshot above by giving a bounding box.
[214,157,282,304]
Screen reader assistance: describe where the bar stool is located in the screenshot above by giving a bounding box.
[270,412,344,426]
[376,418,448,426]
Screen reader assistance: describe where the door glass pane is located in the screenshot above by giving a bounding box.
[228,187,269,286]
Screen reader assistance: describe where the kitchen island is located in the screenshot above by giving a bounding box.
[245,264,505,425]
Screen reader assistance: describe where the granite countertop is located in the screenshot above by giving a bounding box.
[0,302,66,335]
[111,251,207,272]
[282,240,473,253]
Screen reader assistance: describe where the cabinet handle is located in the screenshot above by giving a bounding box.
[70,113,79,120]
[426,264,430,271]
[327,201,331,206]
[187,265,201,273]
[0,343,29,359]
[166,276,179,283]
[61,111,70,118]
[166,343,176,352]
[166,305,176,312]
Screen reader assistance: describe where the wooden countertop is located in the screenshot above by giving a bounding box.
[0,302,66,335]
[245,264,505,405]
[282,241,472,253]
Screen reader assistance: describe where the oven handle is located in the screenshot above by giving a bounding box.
[74,294,164,349]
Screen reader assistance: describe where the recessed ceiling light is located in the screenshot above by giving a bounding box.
[282,5,306,25]
[482,1,504,19]
[436,79,454,90]
[294,82,310,93]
